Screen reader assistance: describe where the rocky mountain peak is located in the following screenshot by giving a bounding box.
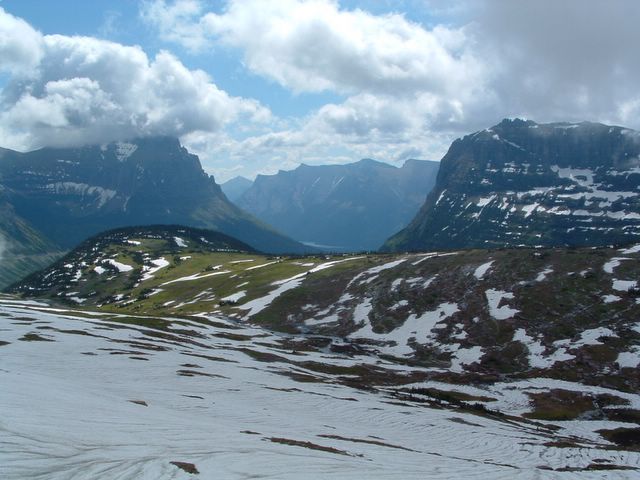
[0,137,308,286]
[384,120,640,251]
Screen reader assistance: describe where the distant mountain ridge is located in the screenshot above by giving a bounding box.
[0,137,308,287]
[221,176,253,202]
[236,158,440,251]
[384,119,640,251]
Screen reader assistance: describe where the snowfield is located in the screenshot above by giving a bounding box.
[1,297,640,479]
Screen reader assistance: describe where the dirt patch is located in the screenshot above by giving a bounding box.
[317,434,418,452]
[176,369,227,379]
[170,461,199,474]
[267,437,359,457]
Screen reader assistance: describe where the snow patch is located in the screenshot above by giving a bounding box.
[603,257,629,274]
[613,279,637,291]
[620,244,640,254]
[161,270,230,285]
[220,291,246,303]
[474,261,493,280]
[513,328,574,368]
[603,294,622,304]
[351,301,459,357]
[535,268,553,282]
[617,349,640,369]
[485,289,519,320]
[45,182,116,208]
[106,259,133,272]
[141,258,169,281]
[115,142,138,161]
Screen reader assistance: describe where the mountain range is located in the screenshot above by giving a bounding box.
[5,120,640,475]
[3,118,640,288]
[235,158,440,251]
[0,137,307,287]
[385,119,640,251]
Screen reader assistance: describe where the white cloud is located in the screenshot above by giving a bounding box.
[142,0,489,178]
[140,0,211,52]
[145,0,483,97]
[0,7,270,151]
[3,1,640,180]
[145,0,640,133]
[0,8,43,74]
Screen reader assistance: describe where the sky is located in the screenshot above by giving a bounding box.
[0,0,639,182]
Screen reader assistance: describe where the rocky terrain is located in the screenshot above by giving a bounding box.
[236,158,439,251]
[385,119,640,251]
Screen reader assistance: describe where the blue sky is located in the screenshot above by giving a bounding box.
[0,1,639,181]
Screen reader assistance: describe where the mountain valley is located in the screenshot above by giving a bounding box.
[236,158,440,251]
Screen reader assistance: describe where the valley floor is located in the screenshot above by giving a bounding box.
[1,296,639,479]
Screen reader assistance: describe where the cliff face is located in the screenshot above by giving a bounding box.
[0,136,308,253]
[384,119,640,251]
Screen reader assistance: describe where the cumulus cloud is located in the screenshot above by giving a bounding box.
[0,7,270,151]
[204,1,481,97]
[143,0,484,98]
[144,0,640,134]
[141,0,492,173]
[4,1,640,179]
[0,8,43,74]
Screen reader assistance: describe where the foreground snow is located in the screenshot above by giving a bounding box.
[1,298,639,479]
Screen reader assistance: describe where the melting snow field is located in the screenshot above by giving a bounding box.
[1,298,639,479]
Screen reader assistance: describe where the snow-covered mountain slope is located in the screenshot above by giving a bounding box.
[385,119,640,252]
[2,296,639,478]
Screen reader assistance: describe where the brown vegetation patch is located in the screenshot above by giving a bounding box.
[267,437,358,456]
[525,389,629,421]
[19,332,54,342]
[598,427,640,449]
[317,434,418,452]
